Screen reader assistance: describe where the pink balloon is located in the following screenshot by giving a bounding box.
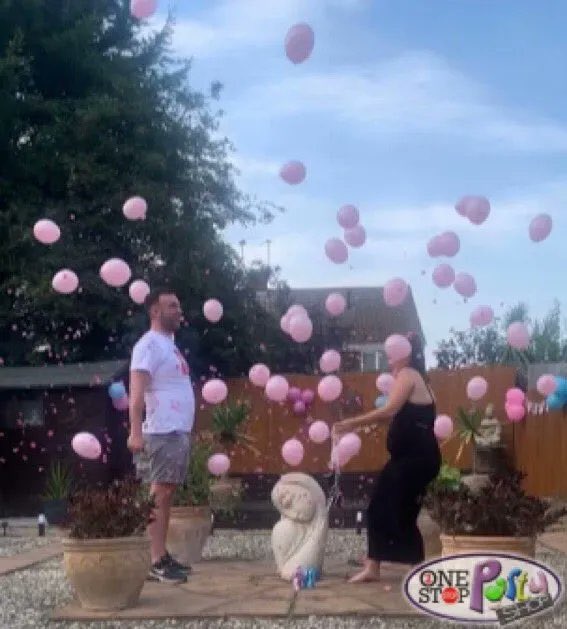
[202,379,228,405]
[537,374,557,397]
[72,432,102,460]
[384,334,411,362]
[203,299,223,323]
[383,277,408,307]
[330,443,350,469]
[506,388,525,405]
[319,349,341,374]
[130,0,157,20]
[325,292,346,316]
[100,258,132,288]
[338,432,362,459]
[280,314,291,334]
[122,196,147,220]
[52,269,79,294]
[308,421,330,444]
[344,225,366,248]
[432,264,455,288]
[507,322,530,350]
[287,386,302,403]
[293,400,307,415]
[467,196,491,225]
[112,396,129,411]
[470,305,494,327]
[455,195,473,217]
[129,280,150,305]
[466,376,488,401]
[33,219,61,245]
[427,235,444,258]
[505,403,525,423]
[317,375,343,403]
[529,214,552,243]
[337,205,360,229]
[289,315,313,343]
[434,415,453,440]
[438,231,460,257]
[249,363,270,388]
[284,23,315,64]
[279,160,306,185]
[281,439,304,466]
[454,272,477,299]
[265,375,289,403]
[301,389,315,405]
[376,373,395,394]
[208,453,230,476]
[325,238,348,264]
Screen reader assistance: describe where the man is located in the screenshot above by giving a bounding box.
[128,287,194,584]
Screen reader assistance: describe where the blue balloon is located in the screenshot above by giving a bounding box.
[108,381,126,400]
[546,392,564,410]
[375,395,388,409]
[554,377,567,401]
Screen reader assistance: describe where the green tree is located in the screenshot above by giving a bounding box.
[0,1,283,376]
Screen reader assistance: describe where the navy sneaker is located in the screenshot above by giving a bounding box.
[165,551,191,574]
[148,555,187,584]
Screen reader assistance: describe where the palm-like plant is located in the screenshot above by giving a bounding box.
[454,406,484,470]
[210,401,260,456]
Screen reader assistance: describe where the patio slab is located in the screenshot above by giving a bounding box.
[540,531,567,555]
[0,542,62,576]
[52,558,418,620]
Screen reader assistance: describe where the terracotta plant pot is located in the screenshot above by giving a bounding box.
[418,510,442,558]
[63,535,150,611]
[167,505,212,566]
[440,533,536,558]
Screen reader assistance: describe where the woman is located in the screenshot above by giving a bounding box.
[333,332,441,583]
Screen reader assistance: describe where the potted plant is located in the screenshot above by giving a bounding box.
[425,469,566,558]
[167,435,214,567]
[62,478,154,611]
[42,460,73,526]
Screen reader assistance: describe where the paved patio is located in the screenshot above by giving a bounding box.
[52,557,418,620]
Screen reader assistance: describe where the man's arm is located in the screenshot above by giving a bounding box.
[128,369,150,453]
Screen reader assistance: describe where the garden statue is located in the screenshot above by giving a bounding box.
[271,473,329,581]
[475,404,502,448]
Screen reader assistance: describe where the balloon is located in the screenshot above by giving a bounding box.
[325,292,346,316]
[287,386,302,403]
[317,375,343,403]
[330,443,350,469]
[338,433,361,458]
[324,238,348,264]
[287,304,308,318]
[470,305,494,327]
[319,349,341,374]
[122,196,147,220]
[505,403,525,423]
[129,280,150,305]
[202,379,228,405]
[130,0,157,20]
[282,439,304,466]
[547,393,564,410]
[280,314,291,334]
[427,235,443,257]
[289,315,313,343]
[279,160,306,185]
[384,334,411,362]
[466,376,488,402]
[376,373,395,394]
[455,195,473,217]
[467,196,491,225]
[344,225,366,248]
[507,322,530,350]
[438,231,460,257]
[554,376,567,400]
[265,375,289,403]
[454,272,477,299]
[249,363,270,388]
[72,432,102,460]
[108,381,126,400]
[529,214,552,243]
[308,421,330,444]
[100,258,132,288]
[203,299,223,323]
[432,264,455,288]
[337,205,359,229]
[33,219,60,245]
[301,389,315,405]
[208,453,230,476]
[537,374,557,397]
[506,388,525,405]
[434,414,453,440]
[113,396,129,411]
[293,400,307,415]
[284,23,315,64]
[383,277,408,307]
[375,395,388,409]
[52,269,79,294]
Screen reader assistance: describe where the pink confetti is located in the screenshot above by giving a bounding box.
[0,458,5,464]
[30,442,36,448]
[22,455,28,461]
[102,454,108,464]
[38,466,44,472]
[47,430,54,437]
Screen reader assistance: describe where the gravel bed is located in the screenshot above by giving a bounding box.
[0,536,55,558]
[0,531,565,628]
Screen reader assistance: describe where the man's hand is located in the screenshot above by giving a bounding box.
[127,432,144,454]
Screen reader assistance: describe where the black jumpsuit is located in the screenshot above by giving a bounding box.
[366,384,441,564]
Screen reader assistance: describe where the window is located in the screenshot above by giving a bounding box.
[0,394,44,428]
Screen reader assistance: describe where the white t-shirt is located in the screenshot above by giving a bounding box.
[130,330,195,435]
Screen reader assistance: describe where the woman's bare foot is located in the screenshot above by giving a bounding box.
[347,559,380,583]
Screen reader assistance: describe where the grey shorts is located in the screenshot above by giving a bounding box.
[134,431,190,485]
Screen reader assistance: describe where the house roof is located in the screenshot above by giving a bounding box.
[258,285,424,345]
[0,360,128,390]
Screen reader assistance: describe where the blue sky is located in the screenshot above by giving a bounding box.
[151,0,567,364]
